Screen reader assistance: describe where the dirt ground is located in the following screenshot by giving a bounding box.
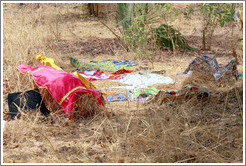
[2,3,244,163]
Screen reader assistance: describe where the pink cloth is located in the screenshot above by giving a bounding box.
[79,70,123,81]
[17,64,104,119]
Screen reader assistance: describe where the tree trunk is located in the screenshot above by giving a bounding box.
[230,22,239,64]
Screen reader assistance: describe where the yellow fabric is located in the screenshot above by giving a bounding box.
[36,55,96,90]
[73,71,96,90]
[36,55,63,70]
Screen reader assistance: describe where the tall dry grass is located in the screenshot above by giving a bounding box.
[3,3,243,163]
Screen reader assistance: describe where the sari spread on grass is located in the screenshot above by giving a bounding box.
[68,56,130,72]
[17,64,104,119]
[79,70,124,81]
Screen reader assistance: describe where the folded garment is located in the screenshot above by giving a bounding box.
[69,56,129,72]
[79,70,124,81]
[115,73,175,88]
[8,89,50,120]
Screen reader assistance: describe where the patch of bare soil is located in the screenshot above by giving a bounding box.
[46,38,125,57]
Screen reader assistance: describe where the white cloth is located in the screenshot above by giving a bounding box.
[115,73,175,88]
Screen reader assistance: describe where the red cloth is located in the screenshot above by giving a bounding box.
[79,70,123,82]
[110,69,133,75]
[17,64,104,119]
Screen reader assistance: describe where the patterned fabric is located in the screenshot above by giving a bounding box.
[69,56,129,72]
[90,59,138,67]
[103,92,131,102]
[183,54,238,81]
[150,84,221,104]
[79,70,123,81]
[110,69,133,75]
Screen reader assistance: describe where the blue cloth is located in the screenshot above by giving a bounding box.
[104,92,131,102]
[90,59,138,67]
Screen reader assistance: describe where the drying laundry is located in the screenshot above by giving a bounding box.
[69,56,129,72]
[179,54,238,81]
[150,84,220,104]
[131,87,160,98]
[79,70,124,81]
[115,73,175,88]
[103,92,131,102]
[90,59,138,67]
[36,55,96,90]
[127,87,160,103]
[110,69,133,75]
[17,64,104,119]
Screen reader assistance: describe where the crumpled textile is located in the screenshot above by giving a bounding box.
[131,87,160,98]
[73,71,96,89]
[182,54,238,81]
[36,55,63,70]
[36,55,95,90]
[69,56,129,72]
[128,87,160,103]
[150,84,221,104]
[79,70,124,81]
[115,73,175,88]
[17,64,104,119]
[110,69,133,75]
[128,94,154,102]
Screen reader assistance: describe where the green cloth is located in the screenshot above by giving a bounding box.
[132,87,160,98]
[69,56,129,72]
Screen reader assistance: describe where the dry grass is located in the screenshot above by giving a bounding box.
[2,3,243,163]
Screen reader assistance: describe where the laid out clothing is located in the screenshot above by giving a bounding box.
[69,56,129,72]
[115,73,175,88]
[17,64,104,119]
[103,92,131,102]
[90,59,138,67]
[36,55,95,90]
[183,54,238,81]
[79,70,124,81]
